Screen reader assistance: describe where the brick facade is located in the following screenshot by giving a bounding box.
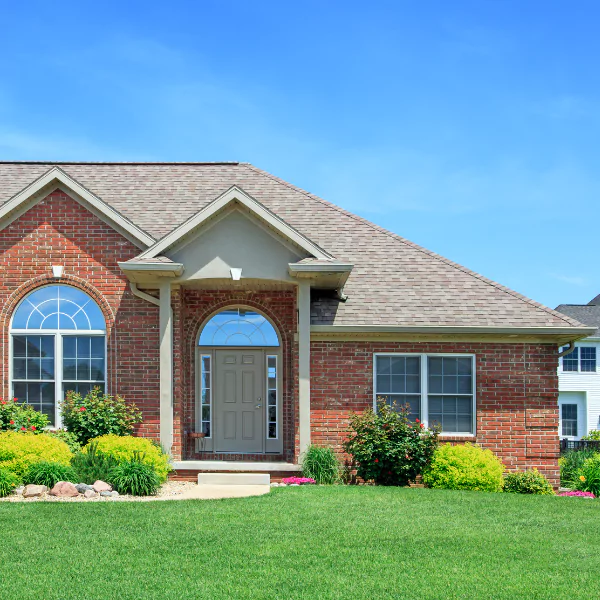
[311,341,560,486]
[0,189,562,486]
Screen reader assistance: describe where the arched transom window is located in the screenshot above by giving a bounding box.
[199,308,279,347]
[11,285,106,426]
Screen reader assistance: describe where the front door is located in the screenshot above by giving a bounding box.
[214,349,264,453]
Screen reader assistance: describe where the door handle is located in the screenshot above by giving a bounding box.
[256,398,262,409]
[255,404,262,409]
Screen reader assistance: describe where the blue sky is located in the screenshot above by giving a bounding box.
[1,1,598,309]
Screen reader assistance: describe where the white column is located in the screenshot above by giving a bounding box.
[159,280,173,455]
[298,281,311,459]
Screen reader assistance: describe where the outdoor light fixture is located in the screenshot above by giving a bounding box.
[52,265,64,278]
[230,268,242,281]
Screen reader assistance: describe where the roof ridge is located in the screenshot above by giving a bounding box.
[0,161,240,165]
[242,163,580,328]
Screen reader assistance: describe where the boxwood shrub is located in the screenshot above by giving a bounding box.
[504,469,554,495]
[0,431,72,477]
[423,442,505,492]
[0,468,21,497]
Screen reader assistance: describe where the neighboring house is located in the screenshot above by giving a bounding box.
[0,162,592,486]
[555,296,600,441]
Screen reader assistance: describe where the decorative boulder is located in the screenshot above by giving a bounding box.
[76,483,94,494]
[93,480,112,493]
[49,481,79,497]
[83,490,97,499]
[23,484,48,498]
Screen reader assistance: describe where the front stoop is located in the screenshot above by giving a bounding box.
[198,473,270,486]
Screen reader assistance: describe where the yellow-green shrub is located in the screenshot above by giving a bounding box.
[0,431,72,477]
[84,434,171,482]
[422,442,505,492]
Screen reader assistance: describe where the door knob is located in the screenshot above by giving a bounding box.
[255,404,262,409]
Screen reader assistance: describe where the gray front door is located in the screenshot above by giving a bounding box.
[214,349,264,453]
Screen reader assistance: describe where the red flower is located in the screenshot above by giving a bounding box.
[79,406,86,412]
[415,418,420,423]
[13,398,17,402]
[1,401,6,405]
[420,423,424,428]
[9,420,14,425]
[31,426,36,431]
[374,458,379,463]
[20,427,26,431]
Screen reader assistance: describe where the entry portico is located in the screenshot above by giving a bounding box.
[118,185,353,468]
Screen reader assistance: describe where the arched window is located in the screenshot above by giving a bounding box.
[199,308,279,347]
[11,285,106,426]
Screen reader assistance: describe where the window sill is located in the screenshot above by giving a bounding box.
[438,433,476,442]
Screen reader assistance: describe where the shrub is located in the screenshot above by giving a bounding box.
[85,434,171,483]
[582,430,600,441]
[301,445,340,484]
[0,468,21,497]
[24,461,77,488]
[343,402,439,486]
[61,388,143,445]
[573,454,600,496]
[47,429,81,453]
[110,454,160,496]
[503,469,554,495]
[423,443,505,492]
[0,431,72,477]
[560,449,598,487]
[71,442,119,485]
[0,398,48,433]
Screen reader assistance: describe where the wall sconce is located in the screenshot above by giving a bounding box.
[230,268,242,281]
[52,265,64,278]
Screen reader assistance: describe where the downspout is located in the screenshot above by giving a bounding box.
[130,283,160,307]
[558,341,576,358]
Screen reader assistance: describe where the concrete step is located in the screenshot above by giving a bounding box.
[197,472,270,486]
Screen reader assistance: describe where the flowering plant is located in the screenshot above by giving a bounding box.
[558,490,595,498]
[0,398,48,433]
[343,400,439,486]
[281,476,316,485]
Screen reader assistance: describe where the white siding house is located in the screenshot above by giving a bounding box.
[556,298,600,440]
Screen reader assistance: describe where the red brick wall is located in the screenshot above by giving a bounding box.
[178,289,298,462]
[0,190,161,439]
[311,341,560,486]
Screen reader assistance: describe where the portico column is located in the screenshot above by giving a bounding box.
[298,281,311,459]
[159,280,173,454]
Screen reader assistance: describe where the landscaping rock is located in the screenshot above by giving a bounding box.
[93,480,112,493]
[15,486,24,495]
[49,481,79,497]
[23,484,47,498]
[83,490,97,499]
[76,483,94,493]
[110,491,119,497]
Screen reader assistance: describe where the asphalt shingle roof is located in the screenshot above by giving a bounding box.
[0,161,585,329]
[555,302,600,337]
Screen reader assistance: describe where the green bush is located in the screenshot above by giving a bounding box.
[71,441,119,485]
[61,388,143,445]
[343,402,439,486]
[47,429,81,453]
[504,469,554,495]
[110,454,160,496]
[560,449,598,487]
[582,430,600,441]
[0,398,48,433]
[85,434,171,483]
[301,445,340,484]
[0,468,21,497]
[423,443,505,492]
[24,461,77,488]
[0,431,72,477]
[574,454,600,496]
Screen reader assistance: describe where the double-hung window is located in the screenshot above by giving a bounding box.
[374,354,475,434]
[10,285,106,427]
[561,346,597,372]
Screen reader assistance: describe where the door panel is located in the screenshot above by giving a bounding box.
[215,349,264,452]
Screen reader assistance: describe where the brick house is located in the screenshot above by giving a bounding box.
[0,162,592,485]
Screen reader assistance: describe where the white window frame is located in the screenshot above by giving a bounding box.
[373,353,476,436]
[10,329,107,428]
[266,354,278,440]
[561,345,597,373]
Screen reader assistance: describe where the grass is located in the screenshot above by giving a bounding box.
[1,487,599,599]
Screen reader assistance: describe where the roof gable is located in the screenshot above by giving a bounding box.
[138,185,332,261]
[0,166,155,248]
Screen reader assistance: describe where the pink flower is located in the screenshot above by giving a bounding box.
[281,477,316,485]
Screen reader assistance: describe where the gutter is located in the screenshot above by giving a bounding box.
[129,283,160,307]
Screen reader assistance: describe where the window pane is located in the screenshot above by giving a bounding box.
[63,359,77,380]
[581,347,596,372]
[428,357,472,398]
[13,358,27,379]
[377,374,391,394]
[13,337,27,357]
[202,422,211,436]
[563,348,579,372]
[90,359,105,381]
[377,356,391,374]
[428,395,473,433]
[199,309,279,346]
[90,337,105,358]
[561,404,578,437]
[63,336,76,358]
[40,358,54,380]
[76,360,91,381]
[382,394,420,421]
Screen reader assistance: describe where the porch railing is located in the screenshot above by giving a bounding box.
[560,438,600,454]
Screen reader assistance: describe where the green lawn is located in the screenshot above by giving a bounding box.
[1,487,599,599]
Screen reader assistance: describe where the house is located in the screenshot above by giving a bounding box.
[0,161,592,486]
[555,296,600,440]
